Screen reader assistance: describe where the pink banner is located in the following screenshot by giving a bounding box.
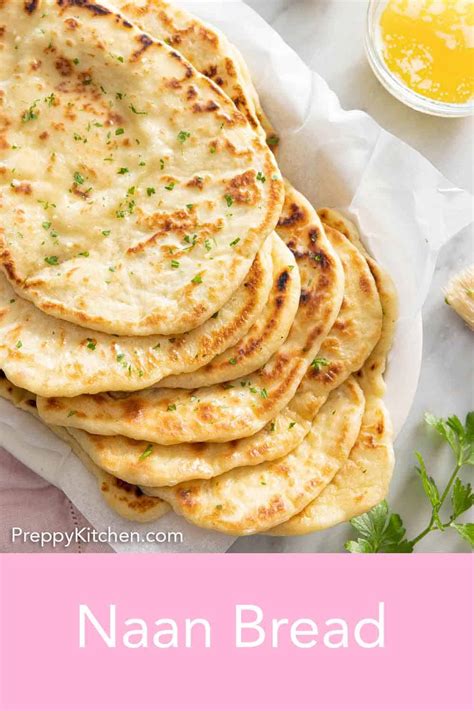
[0,554,472,711]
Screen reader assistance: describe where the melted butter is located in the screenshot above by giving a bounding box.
[379,0,474,104]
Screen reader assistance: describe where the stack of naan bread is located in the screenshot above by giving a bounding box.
[0,0,396,536]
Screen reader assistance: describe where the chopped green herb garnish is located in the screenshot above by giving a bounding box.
[101,230,111,237]
[44,93,56,107]
[229,238,240,247]
[260,388,268,399]
[42,221,51,230]
[73,58,80,65]
[44,255,58,266]
[165,182,175,191]
[129,103,147,115]
[167,404,177,411]
[289,422,296,429]
[115,128,125,136]
[67,410,77,418]
[191,274,202,284]
[147,187,155,197]
[311,357,330,371]
[160,159,165,170]
[116,353,125,362]
[177,130,191,144]
[228,358,237,365]
[171,260,180,269]
[86,338,96,350]
[15,340,22,349]
[224,194,233,207]
[266,135,280,147]
[117,167,129,174]
[256,172,266,183]
[139,444,153,461]
[22,101,39,122]
[73,172,85,185]
[78,251,89,257]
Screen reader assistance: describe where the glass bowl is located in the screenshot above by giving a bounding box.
[365,0,474,118]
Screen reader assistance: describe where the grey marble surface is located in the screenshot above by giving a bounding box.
[230,0,474,553]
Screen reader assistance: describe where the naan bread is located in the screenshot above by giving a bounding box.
[153,378,365,535]
[270,217,398,535]
[37,184,345,443]
[0,373,168,523]
[71,223,382,488]
[160,235,300,388]
[115,0,277,146]
[0,235,273,397]
[0,0,283,335]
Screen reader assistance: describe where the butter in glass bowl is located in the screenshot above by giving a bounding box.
[365,0,474,117]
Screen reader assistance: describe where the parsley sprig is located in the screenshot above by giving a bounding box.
[345,411,474,553]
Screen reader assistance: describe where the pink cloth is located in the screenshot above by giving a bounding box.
[0,448,112,553]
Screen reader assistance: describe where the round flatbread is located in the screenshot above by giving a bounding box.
[154,378,365,535]
[270,214,398,535]
[160,235,301,388]
[0,0,283,335]
[36,184,345,444]
[0,236,274,397]
[69,223,382,488]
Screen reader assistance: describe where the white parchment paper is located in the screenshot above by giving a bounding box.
[0,0,472,552]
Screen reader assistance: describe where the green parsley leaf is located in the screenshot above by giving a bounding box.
[345,502,413,553]
[146,187,155,197]
[167,404,177,411]
[256,171,266,183]
[170,260,180,269]
[191,274,202,284]
[224,194,233,207]
[78,251,89,257]
[260,388,268,399]
[177,130,191,143]
[451,479,474,518]
[67,410,77,418]
[117,167,129,175]
[450,523,474,548]
[22,101,39,122]
[86,338,96,351]
[73,172,85,185]
[229,238,240,247]
[101,230,111,237]
[42,221,51,230]
[165,182,175,191]
[115,128,125,136]
[288,422,296,429]
[15,340,22,349]
[228,358,237,365]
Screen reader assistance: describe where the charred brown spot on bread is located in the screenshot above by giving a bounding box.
[10,181,32,195]
[225,170,258,205]
[276,271,289,292]
[0,25,5,37]
[64,17,79,29]
[57,0,111,16]
[24,0,39,13]
[39,131,49,140]
[359,275,373,294]
[192,100,219,113]
[0,370,6,380]
[55,56,74,77]
[278,203,305,228]
[26,399,37,409]
[120,398,144,422]
[131,33,153,61]
[308,228,320,243]
[257,495,286,521]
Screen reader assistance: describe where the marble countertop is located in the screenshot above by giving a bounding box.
[230,0,473,553]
